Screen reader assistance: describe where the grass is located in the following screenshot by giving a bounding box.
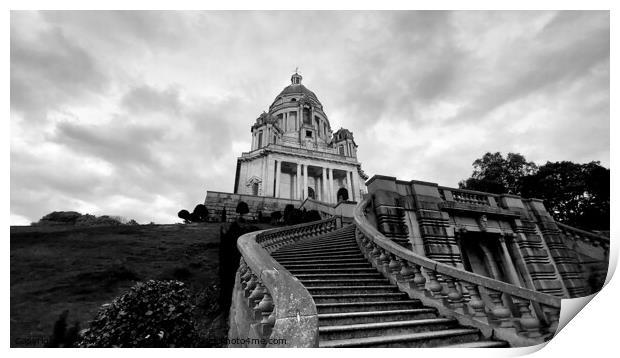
[10,222,270,347]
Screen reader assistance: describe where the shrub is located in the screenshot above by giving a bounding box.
[36,211,82,226]
[221,207,227,223]
[78,280,198,347]
[46,310,80,347]
[191,204,208,222]
[303,210,322,223]
[270,211,282,224]
[235,201,249,216]
[178,210,191,223]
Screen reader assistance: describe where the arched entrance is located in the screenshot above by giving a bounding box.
[337,187,349,202]
[307,187,315,199]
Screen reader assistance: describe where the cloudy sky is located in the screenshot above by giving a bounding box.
[10,10,609,225]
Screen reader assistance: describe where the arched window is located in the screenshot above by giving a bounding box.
[337,188,349,202]
[308,187,315,199]
[339,145,345,156]
[252,183,259,196]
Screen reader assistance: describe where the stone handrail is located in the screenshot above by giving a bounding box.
[233,217,341,347]
[556,221,610,253]
[353,197,561,346]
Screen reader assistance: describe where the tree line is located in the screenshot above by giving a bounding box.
[458,152,609,231]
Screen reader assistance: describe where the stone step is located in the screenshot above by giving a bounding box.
[318,308,438,326]
[442,340,509,348]
[316,300,423,314]
[312,292,408,303]
[274,243,360,254]
[293,272,385,281]
[318,328,482,348]
[272,252,364,261]
[283,262,371,269]
[300,278,390,287]
[307,285,398,295]
[319,317,458,341]
[286,267,379,274]
[275,257,369,265]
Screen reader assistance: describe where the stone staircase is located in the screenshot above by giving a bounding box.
[271,224,508,348]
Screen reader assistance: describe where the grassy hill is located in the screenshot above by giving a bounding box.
[10,222,264,347]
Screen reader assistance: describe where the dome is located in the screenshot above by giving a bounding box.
[269,72,323,109]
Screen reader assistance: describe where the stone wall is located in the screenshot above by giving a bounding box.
[204,191,300,222]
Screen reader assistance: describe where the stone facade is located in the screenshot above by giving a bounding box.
[233,72,367,204]
[364,175,605,298]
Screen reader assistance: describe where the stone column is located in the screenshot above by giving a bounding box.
[296,163,301,200]
[346,170,353,202]
[322,167,327,203]
[274,160,281,198]
[303,164,309,199]
[328,168,334,203]
[499,235,523,287]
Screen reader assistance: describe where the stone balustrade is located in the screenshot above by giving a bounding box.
[446,188,492,206]
[353,197,561,347]
[557,222,610,254]
[256,217,341,252]
[231,217,342,347]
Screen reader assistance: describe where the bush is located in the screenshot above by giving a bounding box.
[235,201,249,216]
[178,209,191,223]
[36,211,82,226]
[303,210,322,223]
[270,211,282,224]
[191,204,208,222]
[78,280,198,347]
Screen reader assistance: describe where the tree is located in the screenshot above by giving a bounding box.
[191,204,208,222]
[235,201,249,221]
[459,152,537,194]
[178,209,191,223]
[283,204,295,224]
[270,211,282,224]
[520,161,609,230]
[459,152,609,231]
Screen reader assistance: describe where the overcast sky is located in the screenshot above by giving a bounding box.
[10,10,609,225]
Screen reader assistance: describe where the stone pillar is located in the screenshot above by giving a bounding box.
[296,163,301,200]
[317,176,321,201]
[348,171,355,201]
[303,164,309,199]
[274,160,281,198]
[328,168,334,203]
[499,235,523,287]
[322,167,327,203]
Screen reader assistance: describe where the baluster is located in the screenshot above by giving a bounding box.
[512,297,542,338]
[378,249,390,274]
[244,274,258,297]
[258,291,275,338]
[487,289,513,328]
[388,254,402,282]
[397,258,414,287]
[425,269,443,298]
[411,264,427,291]
[542,305,560,335]
[445,277,465,313]
[241,269,253,288]
[249,282,267,319]
[462,282,487,321]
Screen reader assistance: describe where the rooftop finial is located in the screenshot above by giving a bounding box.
[291,69,302,85]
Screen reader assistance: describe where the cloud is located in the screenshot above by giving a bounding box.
[10,11,609,225]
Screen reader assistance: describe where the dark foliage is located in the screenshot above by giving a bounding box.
[460,152,609,230]
[235,201,249,216]
[458,152,537,195]
[303,210,322,223]
[270,211,282,224]
[46,310,80,347]
[78,280,198,347]
[177,209,191,223]
[218,222,259,312]
[191,204,209,222]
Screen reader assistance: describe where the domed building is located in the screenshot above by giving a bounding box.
[232,72,368,203]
